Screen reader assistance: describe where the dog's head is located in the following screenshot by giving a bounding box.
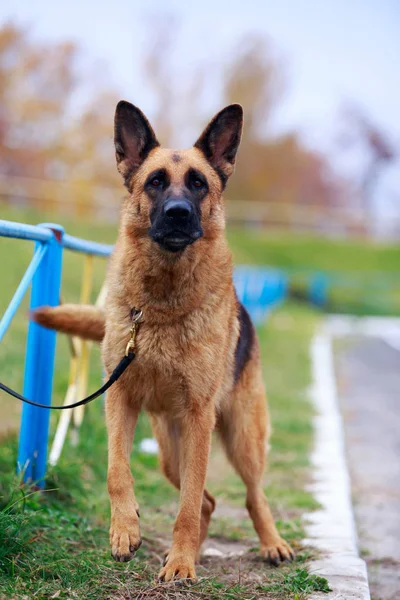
[114,101,243,254]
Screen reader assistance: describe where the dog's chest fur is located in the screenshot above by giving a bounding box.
[103,297,238,415]
[101,233,240,414]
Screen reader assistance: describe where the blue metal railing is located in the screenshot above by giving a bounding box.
[0,219,112,486]
[18,223,64,484]
[63,233,113,257]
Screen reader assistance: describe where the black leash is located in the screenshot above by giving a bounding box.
[0,308,142,410]
[0,352,135,410]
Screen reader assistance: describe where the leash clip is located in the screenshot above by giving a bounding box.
[125,308,143,356]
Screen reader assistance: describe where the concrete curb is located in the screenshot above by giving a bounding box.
[305,328,370,600]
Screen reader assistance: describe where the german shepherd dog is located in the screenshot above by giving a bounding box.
[34,101,294,581]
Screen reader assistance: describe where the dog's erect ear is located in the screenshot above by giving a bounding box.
[194,104,243,187]
[114,101,159,188]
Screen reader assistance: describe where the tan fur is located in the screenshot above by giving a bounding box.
[34,104,293,581]
[33,305,105,341]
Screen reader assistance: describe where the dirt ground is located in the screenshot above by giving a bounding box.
[335,336,400,600]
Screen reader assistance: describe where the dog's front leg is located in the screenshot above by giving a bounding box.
[158,406,215,582]
[106,381,141,562]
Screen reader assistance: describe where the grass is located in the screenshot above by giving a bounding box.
[228,228,400,316]
[0,203,342,598]
[228,227,400,272]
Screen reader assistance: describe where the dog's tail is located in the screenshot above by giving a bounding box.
[32,305,105,342]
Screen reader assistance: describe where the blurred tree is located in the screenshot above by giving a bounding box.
[223,36,284,138]
[142,15,205,147]
[221,36,344,214]
[339,105,396,216]
[0,23,120,214]
[0,23,77,179]
[56,91,121,215]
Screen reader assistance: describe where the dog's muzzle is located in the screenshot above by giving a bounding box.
[150,197,203,253]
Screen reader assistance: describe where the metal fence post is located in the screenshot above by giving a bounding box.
[17,224,64,486]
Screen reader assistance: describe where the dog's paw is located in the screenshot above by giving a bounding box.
[158,553,196,582]
[110,514,142,562]
[164,546,202,565]
[260,537,295,566]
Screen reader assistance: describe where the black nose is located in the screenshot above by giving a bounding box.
[163,198,192,219]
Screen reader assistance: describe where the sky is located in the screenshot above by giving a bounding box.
[1,0,399,215]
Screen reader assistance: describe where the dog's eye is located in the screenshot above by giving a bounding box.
[186,169,207,192]
[151,178,161,187]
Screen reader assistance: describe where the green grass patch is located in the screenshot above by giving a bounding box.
[228,227,400,316]
[260,567,332,597]
[227,227,400,272]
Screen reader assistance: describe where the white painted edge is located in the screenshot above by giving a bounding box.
[139,438,159,454]
[305,325,370,600]
[326,314,400,353]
